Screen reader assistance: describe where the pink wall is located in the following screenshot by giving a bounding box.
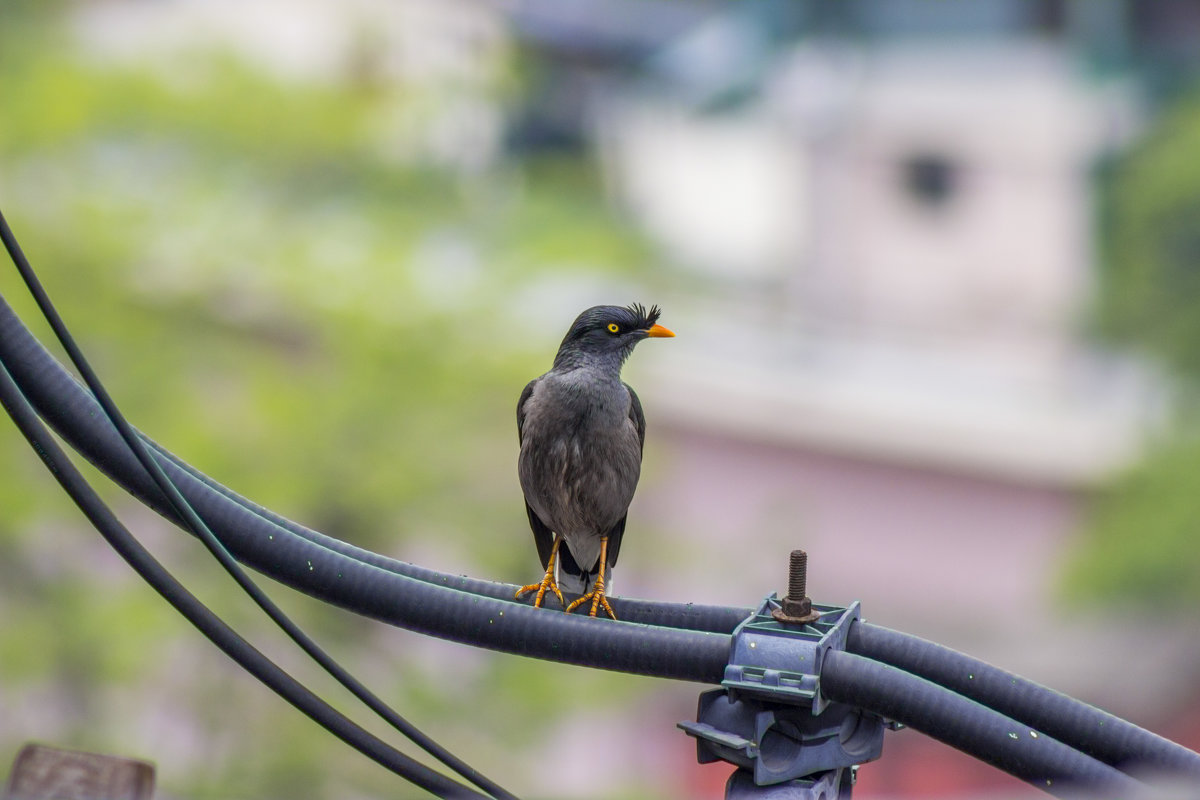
[630,423,1081,642]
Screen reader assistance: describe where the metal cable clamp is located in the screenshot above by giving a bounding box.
[679,594,885,798]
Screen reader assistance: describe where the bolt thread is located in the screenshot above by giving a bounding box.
[788,550,808,600]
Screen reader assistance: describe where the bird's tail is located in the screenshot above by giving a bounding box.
[555,545,612,597]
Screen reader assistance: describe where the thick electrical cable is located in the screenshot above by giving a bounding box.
[142,436,752,632]
[0,359,485,799]
[0,197,746,644]
[0,209,516,800]
[846,621,1200,781]
[7,219,1200,798]
[0,226,731,684]
[819,650,1142,798]
[0,219,745,636]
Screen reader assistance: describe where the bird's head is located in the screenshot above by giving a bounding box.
[553,303,675,370]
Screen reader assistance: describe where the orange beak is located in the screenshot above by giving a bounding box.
[646,323,675,338]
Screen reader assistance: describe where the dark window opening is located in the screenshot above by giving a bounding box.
[901,153,958,209]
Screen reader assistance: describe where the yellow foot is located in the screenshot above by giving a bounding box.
[515,573,565,610]
[565,587,617,620]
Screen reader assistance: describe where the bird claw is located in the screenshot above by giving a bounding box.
[515,573,565,610]
[565,588,617,620]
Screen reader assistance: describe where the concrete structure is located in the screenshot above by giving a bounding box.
[598,34,1157,623]
[574,7,1187,798]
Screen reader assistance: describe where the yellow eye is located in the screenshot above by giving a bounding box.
[606,323,620,334]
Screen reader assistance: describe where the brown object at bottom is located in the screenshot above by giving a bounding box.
[3,743,155,800]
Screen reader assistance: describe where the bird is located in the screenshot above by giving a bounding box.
[514,303,674,619]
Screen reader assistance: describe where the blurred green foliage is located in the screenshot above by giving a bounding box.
[1065,86,1200,609]
[0,7,669,799]
[1064,430,1200,606]
[1094,91,1200,378]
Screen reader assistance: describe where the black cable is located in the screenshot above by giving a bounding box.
[819,649,1143,798]
[6,216,1198,797]
[142,437,753,633]
[0,238,732,684]
[0,360,484,800]
[846,621,1200,781]
[0,220,746,637]
[0,209,516,800]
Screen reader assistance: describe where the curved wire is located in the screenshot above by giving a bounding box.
[847,622,1200,780]
[0,209,514,800]
[142,436,753,634]
[0,359,485,800]
[7,211,1200,796]
[820,650,1142,798]
[0,277,735,683]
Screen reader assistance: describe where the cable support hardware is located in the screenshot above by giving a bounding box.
[679,594,886,798]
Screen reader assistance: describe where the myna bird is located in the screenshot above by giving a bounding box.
[514,304,675,619]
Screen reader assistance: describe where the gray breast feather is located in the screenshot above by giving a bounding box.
[517,375,642,571]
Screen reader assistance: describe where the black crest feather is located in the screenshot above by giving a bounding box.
[626,303,661,330]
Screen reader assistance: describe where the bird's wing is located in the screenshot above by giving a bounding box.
[517,378,558,569]
[606,514,627,571]
[525,500,558,570]
[624,382,647,455]
[606,383,646,570]
[516,378,537,444]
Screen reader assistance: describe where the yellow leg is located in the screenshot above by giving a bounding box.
[515,535,566,609]
[565,536,617,620]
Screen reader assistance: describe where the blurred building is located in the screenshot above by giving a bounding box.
[508,1,1199,797]
[601,29,1153,618]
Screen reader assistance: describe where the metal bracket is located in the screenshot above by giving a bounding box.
[679,595,884,796]
[725,766,854,799]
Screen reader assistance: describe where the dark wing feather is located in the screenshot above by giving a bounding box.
[625,382,647,454]
[516,379,536,443]
[607,383,646,569]
[517,378,557,569]
[606,514,627,570]
[525,501,558,570]
[557,538,585,588]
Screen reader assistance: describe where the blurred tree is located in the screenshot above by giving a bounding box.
[0,7,667,799]
[1065,86,1200,608]
[1065,431,1200,607]
[1094,90,1200,377]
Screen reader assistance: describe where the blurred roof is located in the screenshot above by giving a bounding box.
[498,0,715,63]
[504,0,1200,107]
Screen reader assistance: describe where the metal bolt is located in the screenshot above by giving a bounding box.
[787,549,808,601]
[772,549,821,626]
